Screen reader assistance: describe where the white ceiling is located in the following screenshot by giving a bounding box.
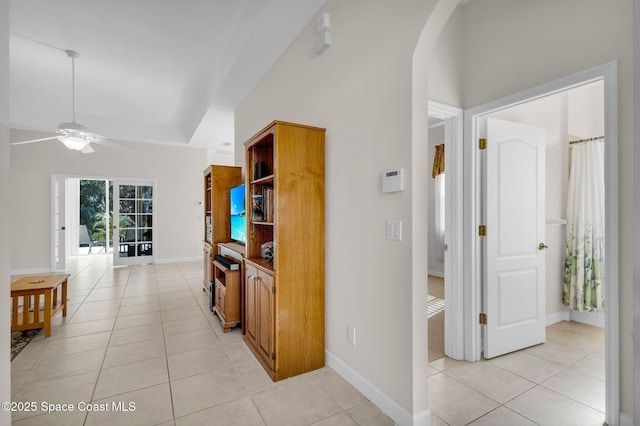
[9,0,326,156]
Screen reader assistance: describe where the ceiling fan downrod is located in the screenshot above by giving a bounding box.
[64,49,79,124]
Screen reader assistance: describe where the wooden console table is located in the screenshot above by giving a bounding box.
[11,274,69,337]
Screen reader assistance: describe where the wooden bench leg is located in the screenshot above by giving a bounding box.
[62,279,68,317]
[44,290,52,337]
[11,296,18,332]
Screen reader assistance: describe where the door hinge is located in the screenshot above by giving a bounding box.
[272,286,275,294]
[271,352,276,361]
[479,138,487,150]
[478,225,487,236]
[479,313,487,325]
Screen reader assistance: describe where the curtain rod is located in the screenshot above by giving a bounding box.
[569,136,604,145]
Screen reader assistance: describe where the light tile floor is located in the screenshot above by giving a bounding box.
[428,320,605,426]
[10,255,392,425]
[11,255,606,425]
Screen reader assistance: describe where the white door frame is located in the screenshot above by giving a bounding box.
[632,2,640,423]
[464,62,619,425]
[428,101,464,360]
[51,175,67,271]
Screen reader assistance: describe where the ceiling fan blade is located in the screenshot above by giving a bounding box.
[81,144,95,154]
[11,136,58,145]
[91,138,137,152]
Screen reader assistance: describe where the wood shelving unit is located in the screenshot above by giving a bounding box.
[202,165,242,293]
[243,120,325,381]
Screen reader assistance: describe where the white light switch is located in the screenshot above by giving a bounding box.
[386,220,402,241]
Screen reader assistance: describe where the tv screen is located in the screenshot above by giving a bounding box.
[230,184,246,244]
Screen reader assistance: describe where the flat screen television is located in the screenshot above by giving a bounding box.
[229,184,246,244]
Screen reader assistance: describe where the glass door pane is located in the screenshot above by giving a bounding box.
[113,180,154,266]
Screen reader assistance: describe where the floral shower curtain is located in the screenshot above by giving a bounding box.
[563,140,605,312]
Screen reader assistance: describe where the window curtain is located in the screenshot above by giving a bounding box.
[563,140,605,312]
[432,144,445,261]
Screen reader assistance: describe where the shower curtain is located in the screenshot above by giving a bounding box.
[563,140,605,312]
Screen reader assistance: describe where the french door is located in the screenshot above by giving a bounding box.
[113,180,154,266]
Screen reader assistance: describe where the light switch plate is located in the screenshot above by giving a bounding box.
[386,220,402,241]
[347,325,356,346]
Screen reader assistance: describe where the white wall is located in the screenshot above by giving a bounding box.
[428,6,463,107]
[9,130,208,271]
[568,82,605,138]
[0,125,10,424]
[0,124,10,425]
[207,152,234,167]
[236,0,439,421]
[460,0,633,413]
[0,2,11,422]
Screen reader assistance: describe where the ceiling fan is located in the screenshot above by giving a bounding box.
[12,49,134,153]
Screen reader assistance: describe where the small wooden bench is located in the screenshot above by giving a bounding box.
[11,274,69,337]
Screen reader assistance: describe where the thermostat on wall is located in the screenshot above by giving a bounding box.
[382,169,404,193]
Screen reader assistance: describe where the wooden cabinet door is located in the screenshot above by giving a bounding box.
[216,281,226,320]
[257,271,275,370]
[245,264,258,347]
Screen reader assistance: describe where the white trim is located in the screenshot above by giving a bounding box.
[325,351,431,426]
[427,270,444,278]
[155,256,201,264]
[428,101,464,361]
[51,175,68,271]
[620,411,634,426]
[633,2,640,424]
[570,310,605,328]
[10,267,53,276]
[543,310,605,329]
[464,62,619,426]
[546,311,570,326]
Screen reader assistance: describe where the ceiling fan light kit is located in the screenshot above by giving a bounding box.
[58,135,90,151]
[57,122,92,150]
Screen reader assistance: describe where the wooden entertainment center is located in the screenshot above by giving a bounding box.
[203,120,325,381]
[202,165,242,328]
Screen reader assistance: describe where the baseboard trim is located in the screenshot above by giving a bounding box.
[546,310,570,326]
[620,411,633,425]
[10,267,52,276]
[427,270,444,278]
[325,351,431,426]
[545,309,605,328]
[570,310,605,328]
[154,256,201,264]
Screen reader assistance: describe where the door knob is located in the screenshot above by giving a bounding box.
[538,243,548,250]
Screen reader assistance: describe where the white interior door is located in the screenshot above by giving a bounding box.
[52,176,66,271]
[113,180,154,266]
[483,117,546,359]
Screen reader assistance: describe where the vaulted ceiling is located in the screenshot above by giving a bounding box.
[9,0,326,156]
